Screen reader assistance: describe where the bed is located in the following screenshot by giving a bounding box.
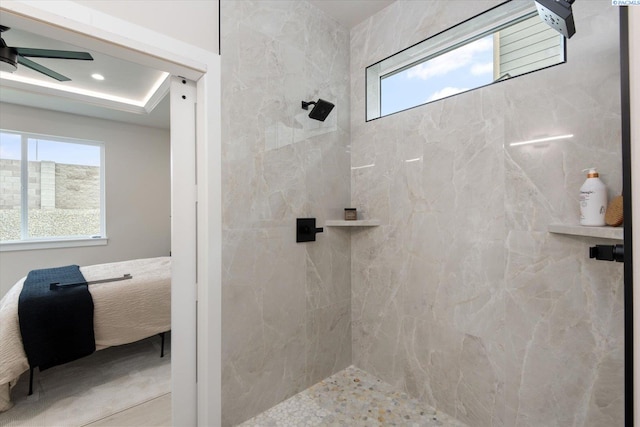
[0,256,171,412]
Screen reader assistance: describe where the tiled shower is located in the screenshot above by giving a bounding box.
[221,1,625,426]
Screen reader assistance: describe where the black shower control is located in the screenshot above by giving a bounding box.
[589,244,624,262]
[296,218,323,243]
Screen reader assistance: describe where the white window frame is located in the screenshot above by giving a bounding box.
[366,0,564,121]
[0,129,107,251]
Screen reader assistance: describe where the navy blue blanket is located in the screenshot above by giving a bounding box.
[18,265,95,371]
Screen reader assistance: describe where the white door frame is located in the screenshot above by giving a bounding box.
[0,2,222,426]
[170,76,198,424]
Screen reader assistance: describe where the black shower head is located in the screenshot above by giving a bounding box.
[301,99,335,122]
[535,0,576,39]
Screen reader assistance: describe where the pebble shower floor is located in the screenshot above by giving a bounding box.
[239,366,467,426]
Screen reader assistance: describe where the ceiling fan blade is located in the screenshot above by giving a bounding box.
[14,47,93,61]
[17,56,71,81]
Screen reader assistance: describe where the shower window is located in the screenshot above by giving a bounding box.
[366,0,566,120]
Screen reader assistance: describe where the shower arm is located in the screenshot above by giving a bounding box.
[301,101,316,110]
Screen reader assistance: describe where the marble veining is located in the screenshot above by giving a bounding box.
[221,0,623,426]
[350,1,623,426]
[221,1,351,425]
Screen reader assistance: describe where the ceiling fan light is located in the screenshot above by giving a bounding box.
[91,73,105,81]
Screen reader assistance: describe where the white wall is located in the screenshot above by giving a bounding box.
[0,102,171,297]
[73,0,219,54]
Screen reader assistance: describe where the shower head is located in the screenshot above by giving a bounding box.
[535,0,576,39]
[301,99,335,122]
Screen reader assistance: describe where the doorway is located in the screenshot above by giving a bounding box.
[0,3,221,426]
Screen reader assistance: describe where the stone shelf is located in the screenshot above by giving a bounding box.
[325,219,381,227]
[548,223,623,241]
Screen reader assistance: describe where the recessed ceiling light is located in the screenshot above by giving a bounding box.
[91,73,105,81]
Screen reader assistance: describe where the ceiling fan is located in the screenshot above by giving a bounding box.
[0,25,93,82]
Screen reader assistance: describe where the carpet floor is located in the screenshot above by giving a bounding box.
[0,334,170,427]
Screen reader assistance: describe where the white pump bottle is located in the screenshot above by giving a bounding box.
[579,168,607,226]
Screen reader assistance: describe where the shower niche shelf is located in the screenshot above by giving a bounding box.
[548,223,623,241]
[325,219,381,227]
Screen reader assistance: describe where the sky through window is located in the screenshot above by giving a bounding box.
[380,35,494,116]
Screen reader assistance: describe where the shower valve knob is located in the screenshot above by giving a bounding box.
[296,218,323,243]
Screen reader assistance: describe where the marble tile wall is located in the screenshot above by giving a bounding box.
[350,1,624,426]
[220,1,351,426]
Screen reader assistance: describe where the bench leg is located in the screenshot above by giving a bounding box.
[160,332,165,358]
[28,367,34,396]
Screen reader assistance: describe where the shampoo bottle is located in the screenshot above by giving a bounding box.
[580,168,607,226]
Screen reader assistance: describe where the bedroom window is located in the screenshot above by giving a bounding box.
[0,130,106,250]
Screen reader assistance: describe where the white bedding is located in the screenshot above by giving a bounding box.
[0,256,171,412]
